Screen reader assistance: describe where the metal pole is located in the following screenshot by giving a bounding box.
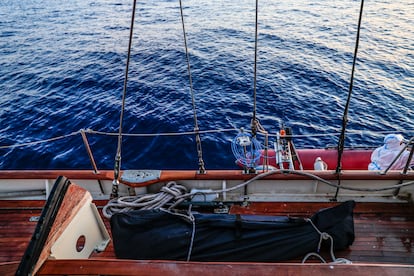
[80,129,104,194]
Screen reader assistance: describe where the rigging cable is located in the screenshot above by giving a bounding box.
[334,0,365,199]
[244,0,260,173]
[178,0,206,174]
[111,0,138,198]
[251,0,259,138]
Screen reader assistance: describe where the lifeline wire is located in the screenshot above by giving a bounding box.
[2,128,413,150]
[0,130,81,149]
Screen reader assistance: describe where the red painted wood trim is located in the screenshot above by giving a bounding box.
[0,170,114,180]
[120,169,414,187]
[0,170,413,188]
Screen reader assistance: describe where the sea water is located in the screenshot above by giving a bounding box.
[0,0,413,170]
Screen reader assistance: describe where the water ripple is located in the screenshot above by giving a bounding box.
[0,0,412,169]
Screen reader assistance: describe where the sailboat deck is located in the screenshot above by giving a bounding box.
[1,200,413,275]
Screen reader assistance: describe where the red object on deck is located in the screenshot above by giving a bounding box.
[260,148,373,170]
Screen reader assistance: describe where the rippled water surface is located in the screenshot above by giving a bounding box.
[0,0,413,169]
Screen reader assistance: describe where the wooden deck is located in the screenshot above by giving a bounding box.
[1,199,413,275]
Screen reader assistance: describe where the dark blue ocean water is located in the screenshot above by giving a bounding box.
[0,0,413,170]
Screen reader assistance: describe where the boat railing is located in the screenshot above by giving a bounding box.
[1,127,413,176]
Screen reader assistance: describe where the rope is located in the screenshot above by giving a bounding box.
[302,218,352,264]
[111,0,138,199]
[0,130,81,149]
[2,127,414,150]
[231,132,262,168]
[103,181,188,219]
[180,169,414,196]
[86,128,238,137]
[101,168,414,224]
[148,206,195,262]
[251,0,259,135]
[102,173,281,219]
[103,182,197,261]
[253,120,270,170]
[160,206,196,261]
[106,169,414,216]
[185,207,196,261]
[264,129,413,138]
[178,0,206,174]
[336,0,365,176]
[263,169,414,192]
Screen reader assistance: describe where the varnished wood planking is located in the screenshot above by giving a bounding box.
[0,208,39,263]
[38,259,414,276]
[0,200,413,271]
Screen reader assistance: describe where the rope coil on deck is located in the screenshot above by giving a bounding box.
[102,181,188,219]
[103,169,414,220]
[103,181,197,260]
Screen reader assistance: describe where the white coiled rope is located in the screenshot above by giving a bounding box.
[103,181,188,219]
[103,169,414,219]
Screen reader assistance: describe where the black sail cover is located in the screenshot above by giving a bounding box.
[110,200,355,262]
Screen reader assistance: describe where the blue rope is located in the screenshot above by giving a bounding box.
[231,132,262,168]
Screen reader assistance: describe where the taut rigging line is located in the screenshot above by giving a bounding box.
[179,0,206,174]
[111,0,138,198]
[334,0,365,199]
[251,0,260,138]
